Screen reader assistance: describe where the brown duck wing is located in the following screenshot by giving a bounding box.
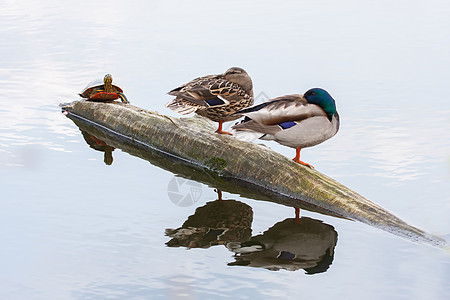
[168,74,217,93]
[168,75,248,108]
[238,94,327,125]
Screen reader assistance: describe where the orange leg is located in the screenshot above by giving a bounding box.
[214,188,223,201]
[292,147,314,168]
[295,207,300,224]
[215,120,232,135]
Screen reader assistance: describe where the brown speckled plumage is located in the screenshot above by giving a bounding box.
[166,67,254,123]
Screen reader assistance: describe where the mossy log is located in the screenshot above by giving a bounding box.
[61,100,446,247]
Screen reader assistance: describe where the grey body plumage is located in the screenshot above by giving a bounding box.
[232,89,339,166]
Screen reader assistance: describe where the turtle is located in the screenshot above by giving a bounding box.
[79,74,129,104]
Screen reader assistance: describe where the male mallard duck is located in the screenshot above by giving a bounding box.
[166,67,254,135]
[232,88,339,168]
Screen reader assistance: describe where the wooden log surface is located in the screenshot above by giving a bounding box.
[60,100,447,248]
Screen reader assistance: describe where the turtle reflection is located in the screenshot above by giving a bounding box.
[165,190,253,249]
[81,130,115,165]
[227,217,337,274]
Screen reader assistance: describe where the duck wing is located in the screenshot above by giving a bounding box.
[232,118,281,136]
[236,94,327,125]
[168,75,247,108]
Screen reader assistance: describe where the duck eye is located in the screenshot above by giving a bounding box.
[310,92,316,95]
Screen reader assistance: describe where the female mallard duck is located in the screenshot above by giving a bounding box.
[232,88,339,168]
[166,67,254,135]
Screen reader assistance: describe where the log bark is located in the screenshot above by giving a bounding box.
[61,100,446,247]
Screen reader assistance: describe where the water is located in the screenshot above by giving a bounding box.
[1,0,450,299]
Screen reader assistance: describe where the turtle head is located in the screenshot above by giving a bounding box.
[304,88,337,118]
[104,74,113,85]
[103,74,113,92]
[224,67,253,94]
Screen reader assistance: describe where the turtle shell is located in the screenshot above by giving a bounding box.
[79,78,124,100]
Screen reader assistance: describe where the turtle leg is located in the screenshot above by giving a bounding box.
[118,93,130,104]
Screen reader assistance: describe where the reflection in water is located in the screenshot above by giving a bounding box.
[227,217,337,274]
[80,130,115,165]
[165,190,253,249]
[165,189,338,274]
[73,122,340,273]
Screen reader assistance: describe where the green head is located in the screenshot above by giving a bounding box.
[304,88,337,119]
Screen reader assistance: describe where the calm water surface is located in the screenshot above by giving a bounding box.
[1,1,450,299]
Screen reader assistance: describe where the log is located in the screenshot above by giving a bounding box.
[68,113,349,220]
[60,100,447,247]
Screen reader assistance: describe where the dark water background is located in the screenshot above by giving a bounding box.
[1,1,450,299]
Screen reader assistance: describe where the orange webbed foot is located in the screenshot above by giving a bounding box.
[292,157,314,169]
[292,147,314,168]
[215,129,233,135]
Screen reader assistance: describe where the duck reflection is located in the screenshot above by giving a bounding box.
[80,130,115,165]
[227,217,337,274]
[165,190,253,249]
